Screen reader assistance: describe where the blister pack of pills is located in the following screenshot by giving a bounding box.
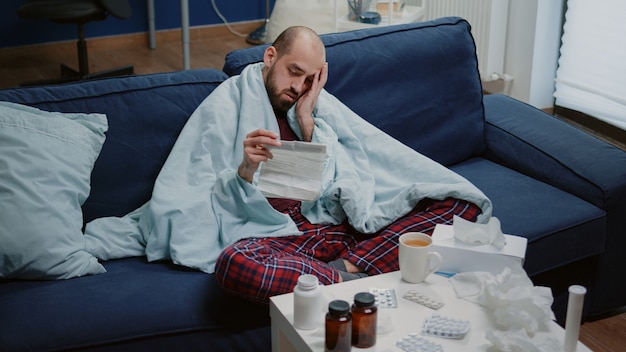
[421,314,470,339]
[402,290,444,310]
[368,287,397,308]
[396,333,443,352]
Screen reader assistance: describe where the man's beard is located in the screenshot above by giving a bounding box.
[265,66,299,115]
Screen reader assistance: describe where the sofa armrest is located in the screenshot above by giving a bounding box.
[482,94,626,210]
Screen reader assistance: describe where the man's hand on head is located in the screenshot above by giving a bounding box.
[296,63,328,142]
[238,129,281,183]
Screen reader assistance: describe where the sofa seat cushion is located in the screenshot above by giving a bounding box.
[0,257,271,351]
[451,157,605,275]
[224,17,486,166]
[0,69,228,223]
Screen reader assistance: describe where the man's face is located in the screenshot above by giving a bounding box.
[263,41,325,115]
[265,62,306,114]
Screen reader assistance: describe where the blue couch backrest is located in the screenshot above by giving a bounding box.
[0,69,228,222]
[224,17,486,166]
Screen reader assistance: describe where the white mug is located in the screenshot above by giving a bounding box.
[398,232,442,283]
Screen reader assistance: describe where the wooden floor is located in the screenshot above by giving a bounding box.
[2,21,626,351]
[0,21,260,89]
[580,309,626,352]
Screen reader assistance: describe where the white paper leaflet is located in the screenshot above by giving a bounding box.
[257,140,327,201]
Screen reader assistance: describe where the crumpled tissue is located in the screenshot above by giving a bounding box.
[453,215,505,249]
[450,263,561,351]
[485,329,563,352]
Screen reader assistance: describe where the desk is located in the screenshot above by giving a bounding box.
[147,0,190,70]
[270,271,591,351]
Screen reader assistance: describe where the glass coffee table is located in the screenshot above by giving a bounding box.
[270,270,591,351]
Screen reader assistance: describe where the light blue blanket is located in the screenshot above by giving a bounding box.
[85,63,492,273]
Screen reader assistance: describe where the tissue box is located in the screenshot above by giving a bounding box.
[431,224,527,275]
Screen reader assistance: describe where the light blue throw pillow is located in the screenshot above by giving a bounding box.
[0,102,107,279]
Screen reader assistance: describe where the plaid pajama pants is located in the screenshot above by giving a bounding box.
[215,197,481,304]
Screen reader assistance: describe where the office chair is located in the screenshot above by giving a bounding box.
[17,0,134,86]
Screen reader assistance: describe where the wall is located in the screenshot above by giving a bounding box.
[501,0,564,110]
[0,0,271,48]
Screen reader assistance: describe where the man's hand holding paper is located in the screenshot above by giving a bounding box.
[238,128,281,183]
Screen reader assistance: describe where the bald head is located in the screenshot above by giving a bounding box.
[271,26,326,60]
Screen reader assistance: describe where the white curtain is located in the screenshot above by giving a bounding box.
[554,0,626,130]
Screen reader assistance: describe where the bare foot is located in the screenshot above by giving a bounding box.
[343,259,363,273]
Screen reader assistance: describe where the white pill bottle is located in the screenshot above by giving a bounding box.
[293,274,323,330]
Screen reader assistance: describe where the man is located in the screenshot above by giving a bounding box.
[85,26,491,304]
[213,26,487,303]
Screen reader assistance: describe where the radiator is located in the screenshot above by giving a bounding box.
[422,0,509,82]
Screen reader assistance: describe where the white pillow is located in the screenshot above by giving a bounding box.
[0,102,107,279]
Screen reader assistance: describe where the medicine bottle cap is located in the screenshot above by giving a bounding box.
[328,300,350,316]
[297,274,319,289]
[354,292,376,307]
[569,285,587,295]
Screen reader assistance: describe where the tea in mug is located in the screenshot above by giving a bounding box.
[402,239,430,247]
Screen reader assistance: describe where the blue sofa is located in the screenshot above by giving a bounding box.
[2,17,625,351]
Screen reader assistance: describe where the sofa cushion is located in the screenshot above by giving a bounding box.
[0,69,228,223]
[223,17,486,166]
[0,257,271,351]
[451,157,606,275]
[0,102,107,279]
[483,94,626,210]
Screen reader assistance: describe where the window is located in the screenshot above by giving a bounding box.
[554,0,626,131]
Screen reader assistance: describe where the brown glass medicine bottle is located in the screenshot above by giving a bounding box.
[325,300,352,352]
[351,292,377,348]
